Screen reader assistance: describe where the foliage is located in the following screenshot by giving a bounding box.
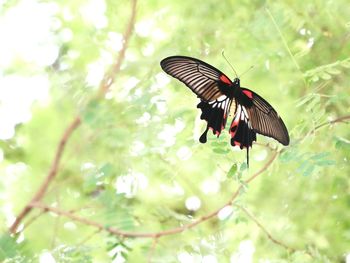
[0,0,349,262]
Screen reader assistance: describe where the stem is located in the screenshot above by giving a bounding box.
[266,7,307,86]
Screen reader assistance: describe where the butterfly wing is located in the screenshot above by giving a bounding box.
[160,56,233,101]
[229,102,257,167]
[228,89,289,167]
[160,56,234,141]
[197,96,233,143]
[241,88,290,146]
[229,103,257,149]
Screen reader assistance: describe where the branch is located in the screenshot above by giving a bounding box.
[98,0,137,96]
[245,151,279,184]
[9,0,138,234]
[314,115,350,130]
[298,114,350,143]
[29,152,278,239]
[10,117,81,234]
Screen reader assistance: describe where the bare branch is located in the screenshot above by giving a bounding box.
[10,117,81,234]
[98,0,137,96]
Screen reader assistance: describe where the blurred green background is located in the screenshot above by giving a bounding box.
[0,0,349,262]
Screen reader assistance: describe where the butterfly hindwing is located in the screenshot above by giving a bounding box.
[229,103,257,149]
[229,103,257,167]
[198,95,232,143]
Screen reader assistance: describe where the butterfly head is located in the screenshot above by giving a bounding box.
[233,78,240,87]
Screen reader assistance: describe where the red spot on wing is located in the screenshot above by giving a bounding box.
[230,120,239,137]
[242,90,253,99]
[220,74,231,85]
[234,141,241,147]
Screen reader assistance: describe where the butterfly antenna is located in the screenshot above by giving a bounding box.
[221,50,238,78]
[239,65,254,79]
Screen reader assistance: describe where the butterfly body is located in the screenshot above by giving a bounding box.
[160,56,289,166]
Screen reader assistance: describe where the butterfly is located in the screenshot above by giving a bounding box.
[160,56,289,167]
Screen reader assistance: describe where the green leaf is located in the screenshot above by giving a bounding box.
[319,72,331,80]
[297,160,308,173]
[52,245,93,263]
[306,95,320,112]
[335,137,350,151]
[326,68,341,75]
[227,163,238,178]
[296,95,313,107]
[99,163,114,178]
[0,234,29,262]
[341,60,350,68]
[302,165,315,176]
[0,234,18,261]
[309,152,330,161]
[212,148,230,154]
[310,75,319,82]
[210,141,227,147]
[316,160,336,166]
[239,162,248,171]
[83,174,98,193]
[280,149,298,162]
[82,99,100,125]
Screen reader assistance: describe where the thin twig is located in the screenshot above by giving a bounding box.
[265,7,300,71]
[237,205,296,252]
[148,237,159,263]
[245,151,279,183]
[266,7,307,87]
[22,210,46,230]
[77,229,103,246]
[9,0,138,235]
[298,114,350,143]
[314,115,350,130]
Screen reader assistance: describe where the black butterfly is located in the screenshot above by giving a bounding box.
[160,56,289,167]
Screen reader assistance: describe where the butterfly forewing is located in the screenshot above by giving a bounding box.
[160,56,232,101]
[242,88,289,145]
